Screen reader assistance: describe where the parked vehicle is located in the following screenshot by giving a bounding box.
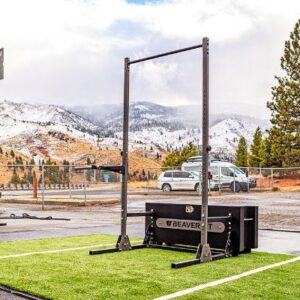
[157,170,201,192]
[181,156,256,192]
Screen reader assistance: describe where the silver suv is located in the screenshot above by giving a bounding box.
[157,170,200,192]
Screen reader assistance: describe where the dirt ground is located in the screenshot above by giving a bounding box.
[256,177,300,189]
[206,192,299,231]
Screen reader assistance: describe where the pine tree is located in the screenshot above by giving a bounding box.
[10,171,21,184]
[258,139,267,167]
[0,147,3,154]
[249,127,263,167]
[19,156,24,170]
[266,19,300,167]
[22,172,27,184]
[163,151,179,167]
[10,150,15,158]
[162,143,197,167]
[235,137,248,167]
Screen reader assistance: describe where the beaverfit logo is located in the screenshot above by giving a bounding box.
[156,218,226,233]
[168,220,200,230]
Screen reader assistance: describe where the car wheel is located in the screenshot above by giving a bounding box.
[230,182,241,192]
[162,183,172,192]
[195,183,200,193]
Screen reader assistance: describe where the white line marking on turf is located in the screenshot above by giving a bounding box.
[154,256,300,300]
[0,240,144,259]
[0,241,142,260]
[0,243,116,259]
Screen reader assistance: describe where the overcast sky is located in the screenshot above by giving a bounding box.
[0,0,299,118]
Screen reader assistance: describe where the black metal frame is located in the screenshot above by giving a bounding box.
[0,49,5,227]
[142,213,230,269]
[140,202,258,268]
[89,38,215,266]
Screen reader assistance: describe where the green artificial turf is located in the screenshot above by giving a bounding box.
[0,234,297,300]
[181,259,300,300]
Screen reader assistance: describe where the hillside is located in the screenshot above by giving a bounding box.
[0,139,162,185]
[0,99,269,165]
[0,146,34,184]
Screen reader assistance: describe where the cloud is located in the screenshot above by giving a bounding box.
[0,0,299,118]
[124,0,257,42]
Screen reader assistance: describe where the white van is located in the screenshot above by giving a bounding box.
[157,170,201,192]
[181,156,256,192]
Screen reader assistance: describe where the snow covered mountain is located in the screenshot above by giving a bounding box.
[0,99,269,161]
[70,101,269,159]
[0,100,101,160]
[0,100,99,139]
[70,102,188,132]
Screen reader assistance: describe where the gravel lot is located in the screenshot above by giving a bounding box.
[0,191,299,246]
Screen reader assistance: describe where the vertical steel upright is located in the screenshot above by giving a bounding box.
[197,37,212,262]
[117,57,132,250]
[0,48,3,80]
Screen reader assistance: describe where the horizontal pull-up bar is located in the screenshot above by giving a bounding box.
[208,216,232,220]
[127,211,154,217]
[129,43,203,65]
[74,165,125,174]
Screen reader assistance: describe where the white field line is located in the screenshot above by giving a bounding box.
[0,241,143,260]
[0,243,115,259]
[154,256,300,300]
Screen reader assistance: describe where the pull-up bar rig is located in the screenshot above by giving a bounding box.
[76,37,213,267]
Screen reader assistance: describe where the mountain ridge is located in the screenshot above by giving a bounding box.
[0,99,269,162]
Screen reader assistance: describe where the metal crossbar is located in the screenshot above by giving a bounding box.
[129,44,203,64]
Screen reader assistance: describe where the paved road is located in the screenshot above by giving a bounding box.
[1,192,299,253]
